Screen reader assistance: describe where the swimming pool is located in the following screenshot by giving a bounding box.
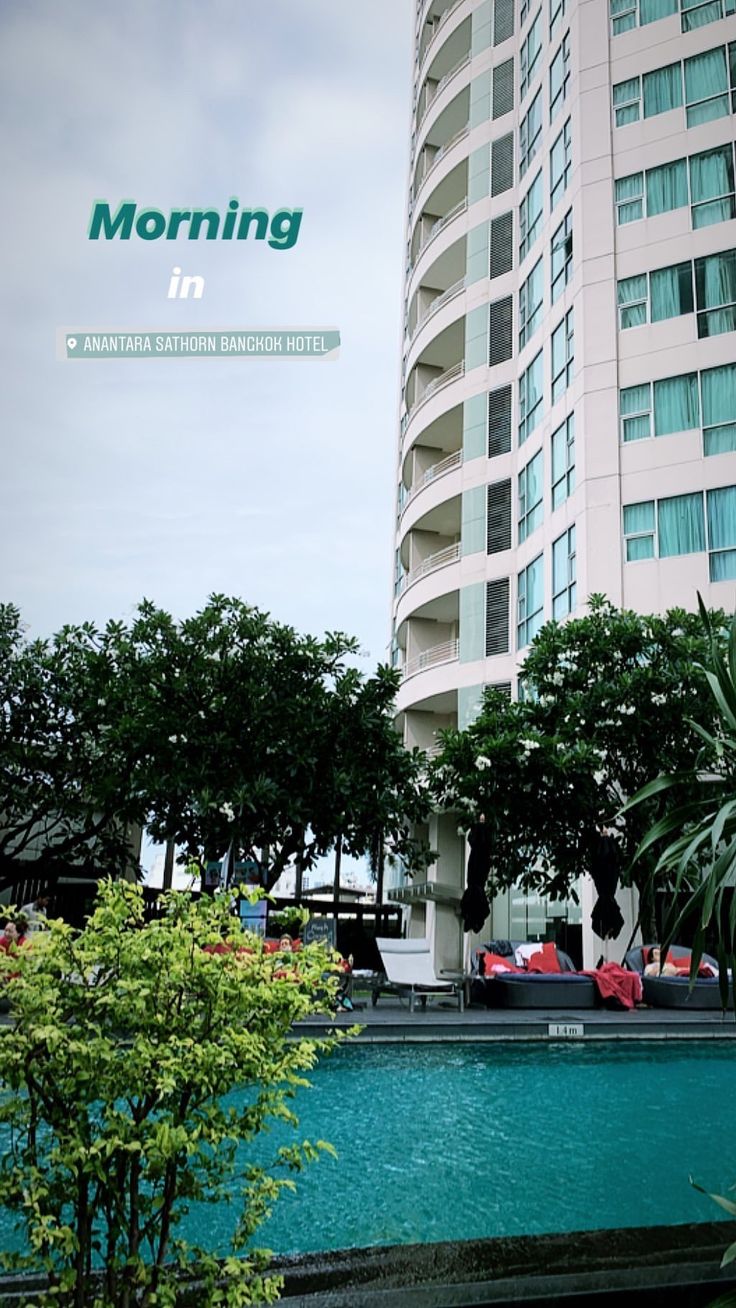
[233,1040,735,1255]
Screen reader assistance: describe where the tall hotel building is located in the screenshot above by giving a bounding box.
[391,0,736,966]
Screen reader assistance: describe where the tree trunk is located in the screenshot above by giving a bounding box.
[162,839,175,890]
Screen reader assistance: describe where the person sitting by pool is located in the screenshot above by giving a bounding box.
[644,946,680,977]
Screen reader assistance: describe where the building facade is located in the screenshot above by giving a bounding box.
[391,0,736,967]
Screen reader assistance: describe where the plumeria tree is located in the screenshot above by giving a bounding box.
[430,597,730,938]
[0,597,430,892]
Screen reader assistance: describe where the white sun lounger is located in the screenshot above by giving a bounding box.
[375,937,464,1013]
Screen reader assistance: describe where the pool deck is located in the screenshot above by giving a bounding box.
[298,993,736,1042]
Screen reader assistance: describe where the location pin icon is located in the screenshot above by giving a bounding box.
[67,337,77,352]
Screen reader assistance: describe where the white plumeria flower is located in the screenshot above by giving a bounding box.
[593,770,606,785]
[521,738,540,751]
[220,802,235,821]
[651,693,666,706]
[475,755,491,770]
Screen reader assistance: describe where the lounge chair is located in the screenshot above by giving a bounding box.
[373,937,464,1013]
[625,944,733,1010]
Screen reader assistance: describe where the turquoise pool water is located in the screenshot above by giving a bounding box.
[230,1040,735,1255]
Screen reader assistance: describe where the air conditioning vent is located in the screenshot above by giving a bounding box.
[489,211,513,280]
[485,578,510,656]
[488,385,512,457]
[489,297,513,365]
[487,479,512,555]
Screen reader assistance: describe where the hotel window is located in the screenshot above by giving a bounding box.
[621,364,736,454]
[624,492,706,560]
[620,374,699,441]
[616,145,736,228]
[552,525,576,618]
[549,0,566,36]
[519,257,544,348]
[702,364,736,454]
[517,554,544,648]
[682,0,736,29]
[519,350,544,444]
[551,210,573,301]
[623,502,656,560]
[610,0,734,33]
[551,309,574,402]
[521,0,532,24]
[684,44,736,126]
[518,449,544,541]
[691,145,736,227]
[695,249,736,336]
[615,173,644,224]
[520,10,542,100]
[707,486,736,580]
[609,0,676,33]
[550,119,572,210]
[551,414,575,507]
[614,61,683,123]
[620,384,653,443]
[549,33,571,121]
[519,171,543,261]
[519,91,542,177]
[617,260,694,327]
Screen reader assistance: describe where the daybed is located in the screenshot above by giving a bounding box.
[625,944,733,1010]
[470,941,599,1010]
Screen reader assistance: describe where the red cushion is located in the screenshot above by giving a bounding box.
[263,939,281,953]
[480,951,520,976]
[526,942,562,973]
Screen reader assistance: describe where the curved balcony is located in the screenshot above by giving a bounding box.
[400,449,462,518]
[408,359,464,419]
[410,275,466,344]
[396,541,460,599]
[416,49,472,150]
[402,362,466,456]
[417,0,468,90]
[413,122,469,212]
[411,199,467,278]
[402,637,459,682]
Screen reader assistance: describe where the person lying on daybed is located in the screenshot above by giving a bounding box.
[643,946,717,977]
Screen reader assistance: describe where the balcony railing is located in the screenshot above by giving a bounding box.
[402,637,460,680]
[409,359,464,416]
[416,51,471,133]
[401,450,462,514]
[412,199,467,272]
[414,123,469,198]
[413,276,466,337]
[417,0,464,85]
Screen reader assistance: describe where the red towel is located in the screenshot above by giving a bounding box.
[580,962,642,1010]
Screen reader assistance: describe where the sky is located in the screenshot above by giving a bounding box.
[0,0,414,883]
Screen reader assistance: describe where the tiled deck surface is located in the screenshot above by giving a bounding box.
[298,992,736,1042]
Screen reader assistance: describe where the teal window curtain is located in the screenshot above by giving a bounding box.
[640,0,679,18]
[695,249,736,337]
[682,0,724,30]
[616,173,644,223]
[657,492,705,557]
[689,145,735,228]
[653,373,700,435]
[623,501,655,560]
[640,0,677,19]
[621,383,652,441]
[701,363,736,455]
[707,486,736,579]
[551,415,575,506]
[650,261,694,322]
[613,77,640,124]
[684,47,729,126]
[646,159,688,216]
[643,62,682,117]
[618,274,648,327]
